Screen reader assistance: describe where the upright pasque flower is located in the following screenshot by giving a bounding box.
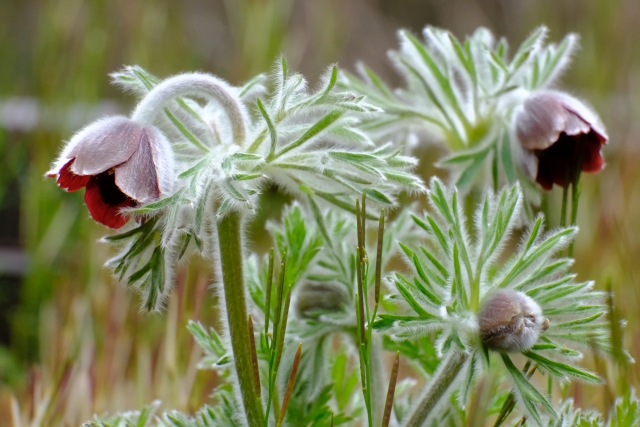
[514,90,608,190]
[46,116,175,228]
[478,289,549,352]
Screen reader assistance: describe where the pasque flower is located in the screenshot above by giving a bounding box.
[514,90,608,190]
[46,116,175,228]
[478,289,549,352]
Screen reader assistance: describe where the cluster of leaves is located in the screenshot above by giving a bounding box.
[102,59,423,311]
[342,25,577,199]
[378,178,611,425]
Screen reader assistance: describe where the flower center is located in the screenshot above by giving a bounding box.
[95,169,129,206]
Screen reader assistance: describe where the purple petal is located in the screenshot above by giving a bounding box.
[114,126,174,204]
[554,91,608,143]
[563,110,591,136]
[515,93,567,151]
[68,116,143,176]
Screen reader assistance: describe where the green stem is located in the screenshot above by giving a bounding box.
[568,174,581,258]
[369,334,387,427]
[217,212,264,427]
[404,351,469,427]
[560,183,569,228]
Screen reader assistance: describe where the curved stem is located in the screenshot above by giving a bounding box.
[404,351,469,427]
[217,211,264,427]
[131,73,249,145]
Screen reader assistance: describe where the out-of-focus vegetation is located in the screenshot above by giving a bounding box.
[0,0,638,425]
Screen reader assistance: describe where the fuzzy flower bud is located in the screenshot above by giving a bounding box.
[514,90,608,190]
[46,116,175,229]
[478,289,549,352]
[295,281,349,319]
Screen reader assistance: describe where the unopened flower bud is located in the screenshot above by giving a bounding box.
[514,90,608,190]
[478,289,548,352]
[46,116,175,229]
[295,281,349,319]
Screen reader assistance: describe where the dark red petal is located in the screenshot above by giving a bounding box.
[534,164,554,190]
[56,159,90,192]
[580,132,605,173]
[534,130,606,190]
[84,176,136,229]
[534,133,576,189]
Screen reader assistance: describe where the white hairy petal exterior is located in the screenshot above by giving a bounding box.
[114,126,175,203]
[478,289,546,352]
[515,90,608,151]
[47,115,141,177]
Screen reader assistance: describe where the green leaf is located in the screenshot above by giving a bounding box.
[418,247,449,280]
[522,351,601,384]
[439,146,490,165]
[229,152,263,161]
[329,151,379,163]
[401,30,471,131]
[455,151,488,188]
[130,189,186,213]
[223,180,246,201]
[239,73,266,97]
[500,132,516,184]
[308,195,333,249]
[103,217,158,242]
[364,188,393,205]
[127,262,152,285]
[373,314,440,330]
[164,107,210,152]
[501,353,557,425]
[362,64,395,98]
[512,26,547,68]
[178,156,210,179]
[498,227,576,289]
[539,34,577,87]
[276,111,345,158]
[426,216,450,255]
[177,232,192,260]
[195,182,212,232]
[460,352,477,406]
[257,98,277,158]
[144,246,165,311]
[231,173,263,181]
[395,275,437,314]
[321,65,338,98]
[314,191,378,219]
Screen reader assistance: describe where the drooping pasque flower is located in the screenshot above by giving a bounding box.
[514,90,608,190]
[46,116,175,228]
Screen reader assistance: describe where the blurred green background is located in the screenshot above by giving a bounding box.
[0,0,638,425]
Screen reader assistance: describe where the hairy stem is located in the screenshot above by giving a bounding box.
[131,73,248,145]
[217,211,264,427]
[404,351,469,427]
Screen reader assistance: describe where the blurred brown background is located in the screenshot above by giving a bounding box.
[0,0,639,425]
